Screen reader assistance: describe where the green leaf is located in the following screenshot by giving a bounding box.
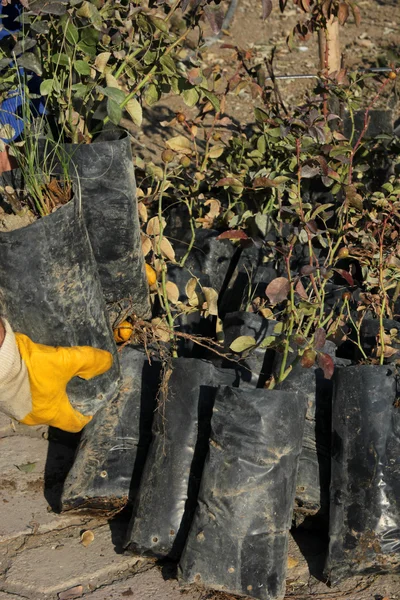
[144,83,161,106]
[160,55,176,76]
[259,335,276,348]
[103,86,126,104]
[71,83,90,98]
[125,98,142,127]
[51,53,70,67]
[200,88,220,112]
[149,15,169,33]
[74,60,91,76]
[230,336,256,353]
[76,1,102,30]
[265,127,281,138]
[66,21,79,45]
[17,53,42,76]
[182,87,199,107]
[40,79,54,96]
[77,41,97,58]
[107,98,122,125]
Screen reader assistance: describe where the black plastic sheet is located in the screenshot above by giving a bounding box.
[61,348,159,512]
[125,358,236,560]
[326,365,400,583]
[0,199,120,415]
[276,342,349,524]
[58,131,151,318]
[179,386,307,600]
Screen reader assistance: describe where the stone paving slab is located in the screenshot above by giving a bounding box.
[0,412,47,439]
[0,435,83,544]
[2,524,146,599]
[81,568,203,600]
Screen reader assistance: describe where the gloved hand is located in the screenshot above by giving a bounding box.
[0,318,113,433]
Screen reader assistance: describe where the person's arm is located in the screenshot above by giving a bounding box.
[0,318,113,431]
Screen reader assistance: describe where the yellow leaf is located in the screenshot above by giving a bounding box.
[208,144,225,159]
[166,135,192,155]
[94,52,111,73]
[165,281,180,304]
[230,336,257,353]
[106,73,122,89]
[126,98,142,127]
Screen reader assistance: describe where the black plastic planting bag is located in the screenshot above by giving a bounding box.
[125,358,236,560]
[173,229,235,294]
[179,386,307,600]
[326,365,400,583]
[61,347,160,511]
[58,131,150,317]
[0,199,120,414]
[167,264,215,359]
[275,342,349,524]
[219,245,276,317]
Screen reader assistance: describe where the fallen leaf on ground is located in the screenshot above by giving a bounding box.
[16,462,36,473]
[58,585,83,600]
[80,530,95,547]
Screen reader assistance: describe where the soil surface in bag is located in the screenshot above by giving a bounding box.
[61,347,160,512]
[275,342,349,525]
[178,386,307,600]
[125,358,237,560]
[222,312,278,388]
[0,199,120,415]
[60,131,150,318]
[326,365,400,583]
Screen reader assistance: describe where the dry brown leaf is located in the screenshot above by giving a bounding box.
[166,135,192,155]
[105,72,122,90]
[258,307,273,319]
[141,233,152,257]
[185,277,198,301]
[146,216,166,236]
[80,530,95,547]
[165,281,180,304]
[94,52,111,73]
[202,287,218,316]
[152,318,171,342]
[287,556,298,569]
[376,345,399,358]
[138,201,148,223]
[58,585,83,600]
[159,237,176,262]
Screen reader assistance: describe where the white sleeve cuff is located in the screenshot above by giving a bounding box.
[0,319,32,421]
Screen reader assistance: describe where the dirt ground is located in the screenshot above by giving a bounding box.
[132,0,400,162]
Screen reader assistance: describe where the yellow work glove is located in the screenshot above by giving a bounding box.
[0,319,113,433]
